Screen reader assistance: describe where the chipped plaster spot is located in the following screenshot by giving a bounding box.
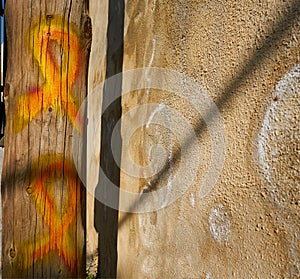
[209,204,230,243]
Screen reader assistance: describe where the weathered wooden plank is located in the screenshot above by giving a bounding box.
[1,1,91,277]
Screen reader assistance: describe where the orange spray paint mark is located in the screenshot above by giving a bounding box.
[13,16,83,133]
[23,154,81,272]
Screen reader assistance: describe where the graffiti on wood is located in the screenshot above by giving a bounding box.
[13,15,82,133]
[22,154,80,272]
[11,16,84,273]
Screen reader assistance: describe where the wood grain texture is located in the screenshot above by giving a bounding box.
[1,1,91,277]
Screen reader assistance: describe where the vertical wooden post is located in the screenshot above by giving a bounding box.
[94,0,124,278]
[1,0,91,277]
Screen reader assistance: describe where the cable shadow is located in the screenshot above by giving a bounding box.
[118,0,300,228]
[93,0,124,278]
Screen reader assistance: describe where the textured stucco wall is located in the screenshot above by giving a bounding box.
[88,0,300,278]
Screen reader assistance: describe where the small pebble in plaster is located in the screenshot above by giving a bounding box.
[209,204,230,243]
[206,272,212,279]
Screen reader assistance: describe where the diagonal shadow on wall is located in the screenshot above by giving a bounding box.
[117,0,300,228]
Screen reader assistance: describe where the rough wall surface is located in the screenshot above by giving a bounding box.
[88,0,300,278]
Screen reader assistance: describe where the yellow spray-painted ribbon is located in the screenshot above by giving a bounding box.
[13,16,83,133]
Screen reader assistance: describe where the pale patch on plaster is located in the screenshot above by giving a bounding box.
[190,193,195,207]
[145,38,157,99]
[148,39,156,69]
[209,204,230,243]
[142,255,155,274]
[138,211,159,249]
[257,64,300,276]
[153,0,157,10]
[163,112,174,207]
[258,64,300,203]
[142,254,161,278]
[146,103,165,128]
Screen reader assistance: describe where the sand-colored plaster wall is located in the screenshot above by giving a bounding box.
[118,0,300,278]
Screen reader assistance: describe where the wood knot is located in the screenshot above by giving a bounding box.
[46,14,53,25]
[4,83,10,97]
[26,187,32,195]
[9,248,16,259]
